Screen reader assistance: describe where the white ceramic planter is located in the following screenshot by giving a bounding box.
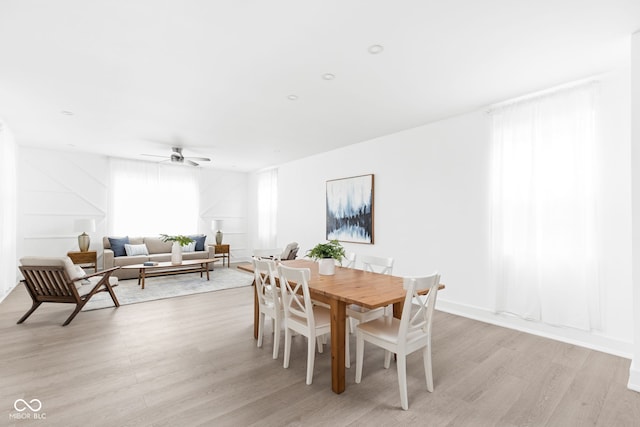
[318,258,335,275]
[171,242,183,265]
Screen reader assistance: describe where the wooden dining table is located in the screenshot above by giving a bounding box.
[237,259,444,394]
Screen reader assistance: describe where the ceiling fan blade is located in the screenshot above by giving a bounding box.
[184,156,210,162]
[141,154,168,158]
[185,159,199,166]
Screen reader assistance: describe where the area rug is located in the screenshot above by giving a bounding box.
[82,268,254,311]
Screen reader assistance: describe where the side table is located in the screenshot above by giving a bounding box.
[211,244,230,268]
[67,250,98,273]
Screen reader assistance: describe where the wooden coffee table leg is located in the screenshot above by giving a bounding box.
[141,269,146,290]
[205,263,210,280]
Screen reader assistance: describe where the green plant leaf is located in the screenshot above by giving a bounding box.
[160,234,195,247]
[306,240,345,261]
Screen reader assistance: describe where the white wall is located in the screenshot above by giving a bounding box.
[0,121,17,303]
[629,30,640,392]
[199,168,250,262]
[15,147,249,289]
[18,147,110,261]
[269,69,634,357]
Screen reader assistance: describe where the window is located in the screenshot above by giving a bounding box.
[109,159,199,236]
[490,82,601,331]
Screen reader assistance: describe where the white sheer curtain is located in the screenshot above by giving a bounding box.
[257,168,278,249]
[0,120,17,302]
[109,159,200,236]
[490,82,601,331]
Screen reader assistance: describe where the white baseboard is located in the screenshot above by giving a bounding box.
[629,362,640,392]
[435,298,634,359]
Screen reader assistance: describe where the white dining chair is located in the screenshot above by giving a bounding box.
[341,252,357,268]
[345,255,394,367]
[253,248,282,261]
[253,257,283,359]
[355,273,441,410]
[278,264,331,385]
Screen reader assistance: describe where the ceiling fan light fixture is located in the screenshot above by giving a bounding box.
[368,44,384,54]
[142,146,210,167]
[287,94,298,101]
[322,73,335,80]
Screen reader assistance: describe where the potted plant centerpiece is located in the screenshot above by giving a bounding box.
[160,234,194,265]
[307,239,345,275]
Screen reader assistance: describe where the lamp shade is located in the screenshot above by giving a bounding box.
[211,219,224,231]
[74,218,96,233]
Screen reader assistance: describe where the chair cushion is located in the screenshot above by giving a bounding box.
[189,234,206,251]
[20,256,84,281]
[124,243,149,256]
[108,236,130,257]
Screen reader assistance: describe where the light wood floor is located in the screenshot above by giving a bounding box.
[2,269,639,427]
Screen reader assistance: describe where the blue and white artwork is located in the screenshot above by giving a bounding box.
[326,174,374,244]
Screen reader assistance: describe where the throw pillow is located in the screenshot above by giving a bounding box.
[108,236,130,257]
[62,258,90,284]
[182,241,196,252]
[124,243,149,256]
[189,234,206,251]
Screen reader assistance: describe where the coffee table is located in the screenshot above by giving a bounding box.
[122,258,218,289]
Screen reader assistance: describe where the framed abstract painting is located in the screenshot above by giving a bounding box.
[326,174,374,244]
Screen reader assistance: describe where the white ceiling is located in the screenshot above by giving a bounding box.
[1,0,639,171]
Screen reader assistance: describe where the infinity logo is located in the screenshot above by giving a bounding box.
[14,399,42,412]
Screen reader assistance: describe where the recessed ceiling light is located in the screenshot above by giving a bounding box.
[287,95,298,101]
[368,44,384,54]
[322,73,335,80]
[61,110,74,115]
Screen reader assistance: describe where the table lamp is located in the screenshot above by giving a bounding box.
[74,218,96,252]
[212,219,224,245]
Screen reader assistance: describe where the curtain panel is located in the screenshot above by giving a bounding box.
[256,168,278,249]
[109,159,200,236]
[490,82,601,331]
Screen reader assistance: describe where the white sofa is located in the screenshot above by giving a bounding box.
[103,235,215,279]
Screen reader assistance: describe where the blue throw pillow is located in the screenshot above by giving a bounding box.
[108,236,130,257]
[189,234,206,251]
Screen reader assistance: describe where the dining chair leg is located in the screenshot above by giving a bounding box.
[384,350,392,369]
[316,336,324,353]
[273,317,281,359]
[283,328,292,369]
[423,343,434,392]
[355,333,364,383]
[397,354,409,410]
[306,335,316,385]
[257,312,265,348]
[345,322,351,368]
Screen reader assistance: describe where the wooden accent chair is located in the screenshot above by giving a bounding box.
[18,256,120,326]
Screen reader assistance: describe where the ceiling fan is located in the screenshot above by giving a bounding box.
[142,147,211,166]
